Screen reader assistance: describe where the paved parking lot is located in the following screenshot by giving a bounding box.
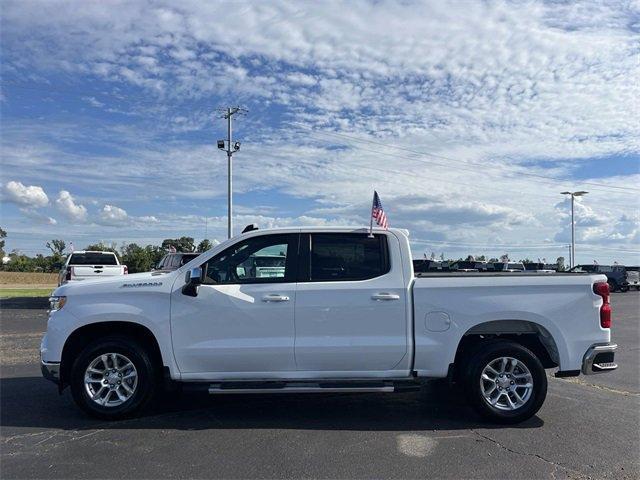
[1,293,638,479]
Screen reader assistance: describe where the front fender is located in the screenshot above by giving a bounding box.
[43,290,180,380]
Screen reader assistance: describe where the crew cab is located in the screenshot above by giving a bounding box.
[58,251,127,286]
[41,227,617,423]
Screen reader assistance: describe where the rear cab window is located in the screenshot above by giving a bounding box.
[69,253,118,265]
[304,233,390,282]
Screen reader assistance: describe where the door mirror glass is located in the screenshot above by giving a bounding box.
[188,267,203,284]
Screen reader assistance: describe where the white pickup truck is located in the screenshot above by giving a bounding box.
[41,227,617,423]
[58,251,127,286]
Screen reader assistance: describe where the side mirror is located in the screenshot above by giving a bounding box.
[182,267,203,297]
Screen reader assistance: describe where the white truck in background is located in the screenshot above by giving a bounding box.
[42,227,617,424]
[58,251,127,286]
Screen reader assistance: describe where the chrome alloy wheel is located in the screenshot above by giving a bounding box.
[480,356,533,411]
[84,353,138,407]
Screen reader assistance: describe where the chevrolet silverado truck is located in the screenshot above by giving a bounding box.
[41,227,617,423]
[58,251,127,286]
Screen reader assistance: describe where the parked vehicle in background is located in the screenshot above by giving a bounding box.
[569,265,629,292]
[42,226,617,424]
[58,251,127,286]
[448,261,479,272]
[154,253,201,272]
[412,259,447,273]
[523,263,556,273]
[625,267,639,290]
[493,262,525,272]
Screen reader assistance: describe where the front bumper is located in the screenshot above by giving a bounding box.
[41,360,61,384]
[582,343,618,375]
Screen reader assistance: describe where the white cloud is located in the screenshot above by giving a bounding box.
[82,96,105,108]
[55,190,88,222]
[4,181,49,208]
[99,204,129,225]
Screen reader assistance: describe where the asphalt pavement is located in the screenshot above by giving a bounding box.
[1,293,638,479]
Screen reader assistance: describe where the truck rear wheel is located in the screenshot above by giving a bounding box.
[464,341,547,424]
[69,336,157,420]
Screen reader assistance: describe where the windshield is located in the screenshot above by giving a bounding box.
[69,252,118,265]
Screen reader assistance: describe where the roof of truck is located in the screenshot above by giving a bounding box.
[238,226,407,236]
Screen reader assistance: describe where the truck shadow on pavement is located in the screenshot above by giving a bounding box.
[1,375,544,432]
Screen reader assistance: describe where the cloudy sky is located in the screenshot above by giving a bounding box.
[1,0,639,264]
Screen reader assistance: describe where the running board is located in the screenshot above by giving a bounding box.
[208,381,399,395]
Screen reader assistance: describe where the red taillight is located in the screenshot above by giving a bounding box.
[124,266,128,275]
[593,282,612,328]
[66,266,72,281]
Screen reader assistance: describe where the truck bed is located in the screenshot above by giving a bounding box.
[411,271,607,378]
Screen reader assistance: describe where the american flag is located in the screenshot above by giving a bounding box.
[371,191,389,229]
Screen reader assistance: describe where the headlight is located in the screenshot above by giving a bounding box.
[49,296,67,311]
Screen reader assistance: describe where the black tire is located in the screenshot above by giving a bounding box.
[619,285,629,293]
[608,281,618,292]
[70,336,158,420]
[463,340,547,424]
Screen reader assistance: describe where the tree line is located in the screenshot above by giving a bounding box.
[0,231,216,274]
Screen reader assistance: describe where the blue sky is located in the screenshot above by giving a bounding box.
[1,0,639,264]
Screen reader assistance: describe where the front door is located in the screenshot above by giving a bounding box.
[294,232,409,375]
[171,233,299,377]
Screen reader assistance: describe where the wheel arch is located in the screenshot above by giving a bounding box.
[452,320,561,380]
[60,321,165,387]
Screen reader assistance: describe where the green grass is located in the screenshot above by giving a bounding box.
[0,288,54,298]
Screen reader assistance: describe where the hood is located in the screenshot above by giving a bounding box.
[53,270,177,296]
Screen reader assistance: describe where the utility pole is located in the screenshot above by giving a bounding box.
[217,107,247,239]
[561,191,588,268]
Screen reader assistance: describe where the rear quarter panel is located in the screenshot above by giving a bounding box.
[412,274,610,377]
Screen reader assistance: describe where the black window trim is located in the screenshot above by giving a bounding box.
[298,232,391,283]
[200,233,300,285]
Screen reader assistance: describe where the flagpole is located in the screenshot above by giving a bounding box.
[368,191,375,238]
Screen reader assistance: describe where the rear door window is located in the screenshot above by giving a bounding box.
[308,233,389,281]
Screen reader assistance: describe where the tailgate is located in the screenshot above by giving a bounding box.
[71,265,123,278]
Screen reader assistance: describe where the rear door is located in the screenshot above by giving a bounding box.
[294,232,409,375]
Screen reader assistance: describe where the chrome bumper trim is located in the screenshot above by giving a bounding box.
[582,343,618,375]
[41,360,61,384]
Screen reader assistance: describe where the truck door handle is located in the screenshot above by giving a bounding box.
[262,294,290,302]
[371,293,400,301]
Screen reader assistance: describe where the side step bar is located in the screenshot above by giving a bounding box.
[207,380,419,395]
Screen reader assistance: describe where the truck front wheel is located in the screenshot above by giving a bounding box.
[464,341,547,424]
[69,336,157,420]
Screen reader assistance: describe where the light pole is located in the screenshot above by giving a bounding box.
[561,191,588,268]
[218,107,246,239]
